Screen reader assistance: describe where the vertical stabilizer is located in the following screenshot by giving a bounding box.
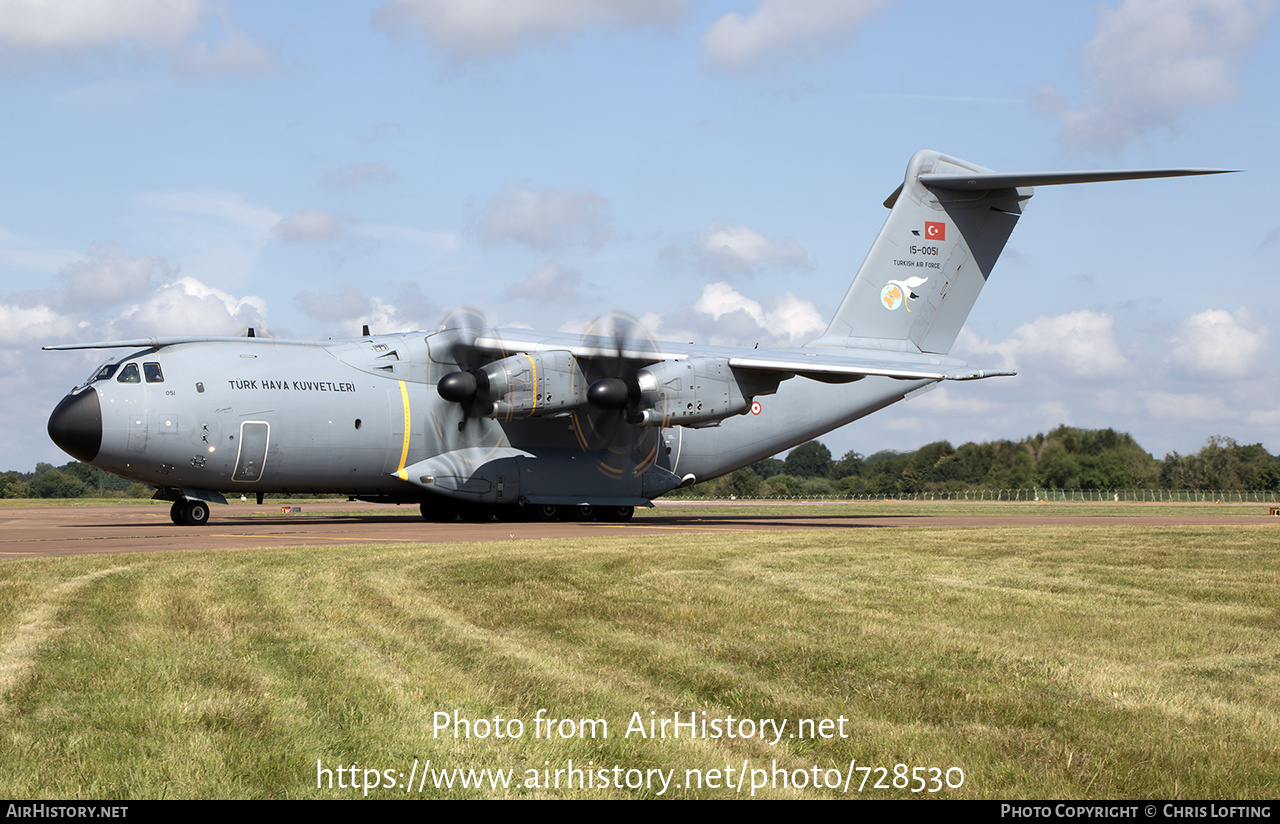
[809,150,1029,355]
[810,151,1231,355]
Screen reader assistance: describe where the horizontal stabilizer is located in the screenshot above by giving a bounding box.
[920,167,1235,192]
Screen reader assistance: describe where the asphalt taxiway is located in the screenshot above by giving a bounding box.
[0,499,1270,559]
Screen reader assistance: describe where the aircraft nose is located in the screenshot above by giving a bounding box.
[48,387,102,463]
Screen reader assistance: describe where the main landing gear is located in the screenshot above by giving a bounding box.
[169,499,210,526]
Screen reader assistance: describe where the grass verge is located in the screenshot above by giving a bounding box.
[1,523,1277,798]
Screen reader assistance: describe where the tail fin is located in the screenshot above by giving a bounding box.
[809,150,1231,355]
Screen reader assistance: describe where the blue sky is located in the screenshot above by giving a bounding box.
[4,0,1278,472]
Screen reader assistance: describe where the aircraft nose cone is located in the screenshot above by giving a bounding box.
[48,387,102,463]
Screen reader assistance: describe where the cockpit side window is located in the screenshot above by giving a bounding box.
[143,362,164,383]
[117,363,141,383]
[90,363,119,383]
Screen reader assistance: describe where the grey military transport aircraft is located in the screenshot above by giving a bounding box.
[45,150,1229,525]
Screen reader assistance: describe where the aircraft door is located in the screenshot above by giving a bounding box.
[232,421,270,482]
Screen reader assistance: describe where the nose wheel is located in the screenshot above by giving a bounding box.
[169,499,211,526]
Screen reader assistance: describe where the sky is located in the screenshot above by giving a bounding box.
[3,0,1279,472]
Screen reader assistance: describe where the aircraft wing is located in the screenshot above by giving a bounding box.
[477,330,1012,382]
[726,350,1014,382]
[473,331,688,364]
[42,335,328,351]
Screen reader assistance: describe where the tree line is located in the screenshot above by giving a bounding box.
[2,462,150,499]
[7,426,1279,499]
[670,426,1280,499]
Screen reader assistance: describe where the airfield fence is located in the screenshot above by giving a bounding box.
[695,489,1280,503]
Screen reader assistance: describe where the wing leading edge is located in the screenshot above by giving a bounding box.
[477,330,1013,383]
[727,351,1014,382]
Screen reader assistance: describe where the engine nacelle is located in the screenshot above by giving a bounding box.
[631,357,772,427]
[480,350,590,420]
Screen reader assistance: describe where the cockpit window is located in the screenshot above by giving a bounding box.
[117,363,141,383]
[143,362,164,383]
[89,363,119,383]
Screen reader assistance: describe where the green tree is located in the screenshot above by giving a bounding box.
[831,450,864,479]
[1037,443,1079,488]
[783,441,832,478]
[750,457,786,479]
[713,468,763,498]
[765,474,803,497]
[898,441,955,493]
[29,469,89,499]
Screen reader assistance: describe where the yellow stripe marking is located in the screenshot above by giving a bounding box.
[524,353,537,415]
[395,380,411,480]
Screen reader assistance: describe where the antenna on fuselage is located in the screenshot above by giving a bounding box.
[247,328,255,337]
[363,324,371,337]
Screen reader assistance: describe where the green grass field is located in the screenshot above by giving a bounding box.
[1,507,1277,798]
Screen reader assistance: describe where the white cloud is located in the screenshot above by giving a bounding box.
[274,210,343,243]
[1036,401,1075,427]
[561,286,824,349]
[171,30,277,78]
[295,284,422,333]
[473,184,610,250]
[111,275,266,337]
[505,262,583,303]
[0,0,276,75]
[1245,407,1280,427]
[696,220,813,274]
[295,284,370,321]
[56,242,171,308]
[386,281,436,327]
[359,297,420,334]
[1167,307,1268,379]
[0,302,78,347]
[702,0,888,71]
[958,310,1128,378]
[0,0,203,50]
[372,0,685,59]
[688,281,825,347]
[1140,390,1235,422]
[1043,0,1269,150]
[0,243,185,348]
[907,384,1000,417]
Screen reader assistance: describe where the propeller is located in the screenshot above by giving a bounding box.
[430,307,507,450]
[572,312,663,477]
[434,306,498,427]
[437,305,488,371]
